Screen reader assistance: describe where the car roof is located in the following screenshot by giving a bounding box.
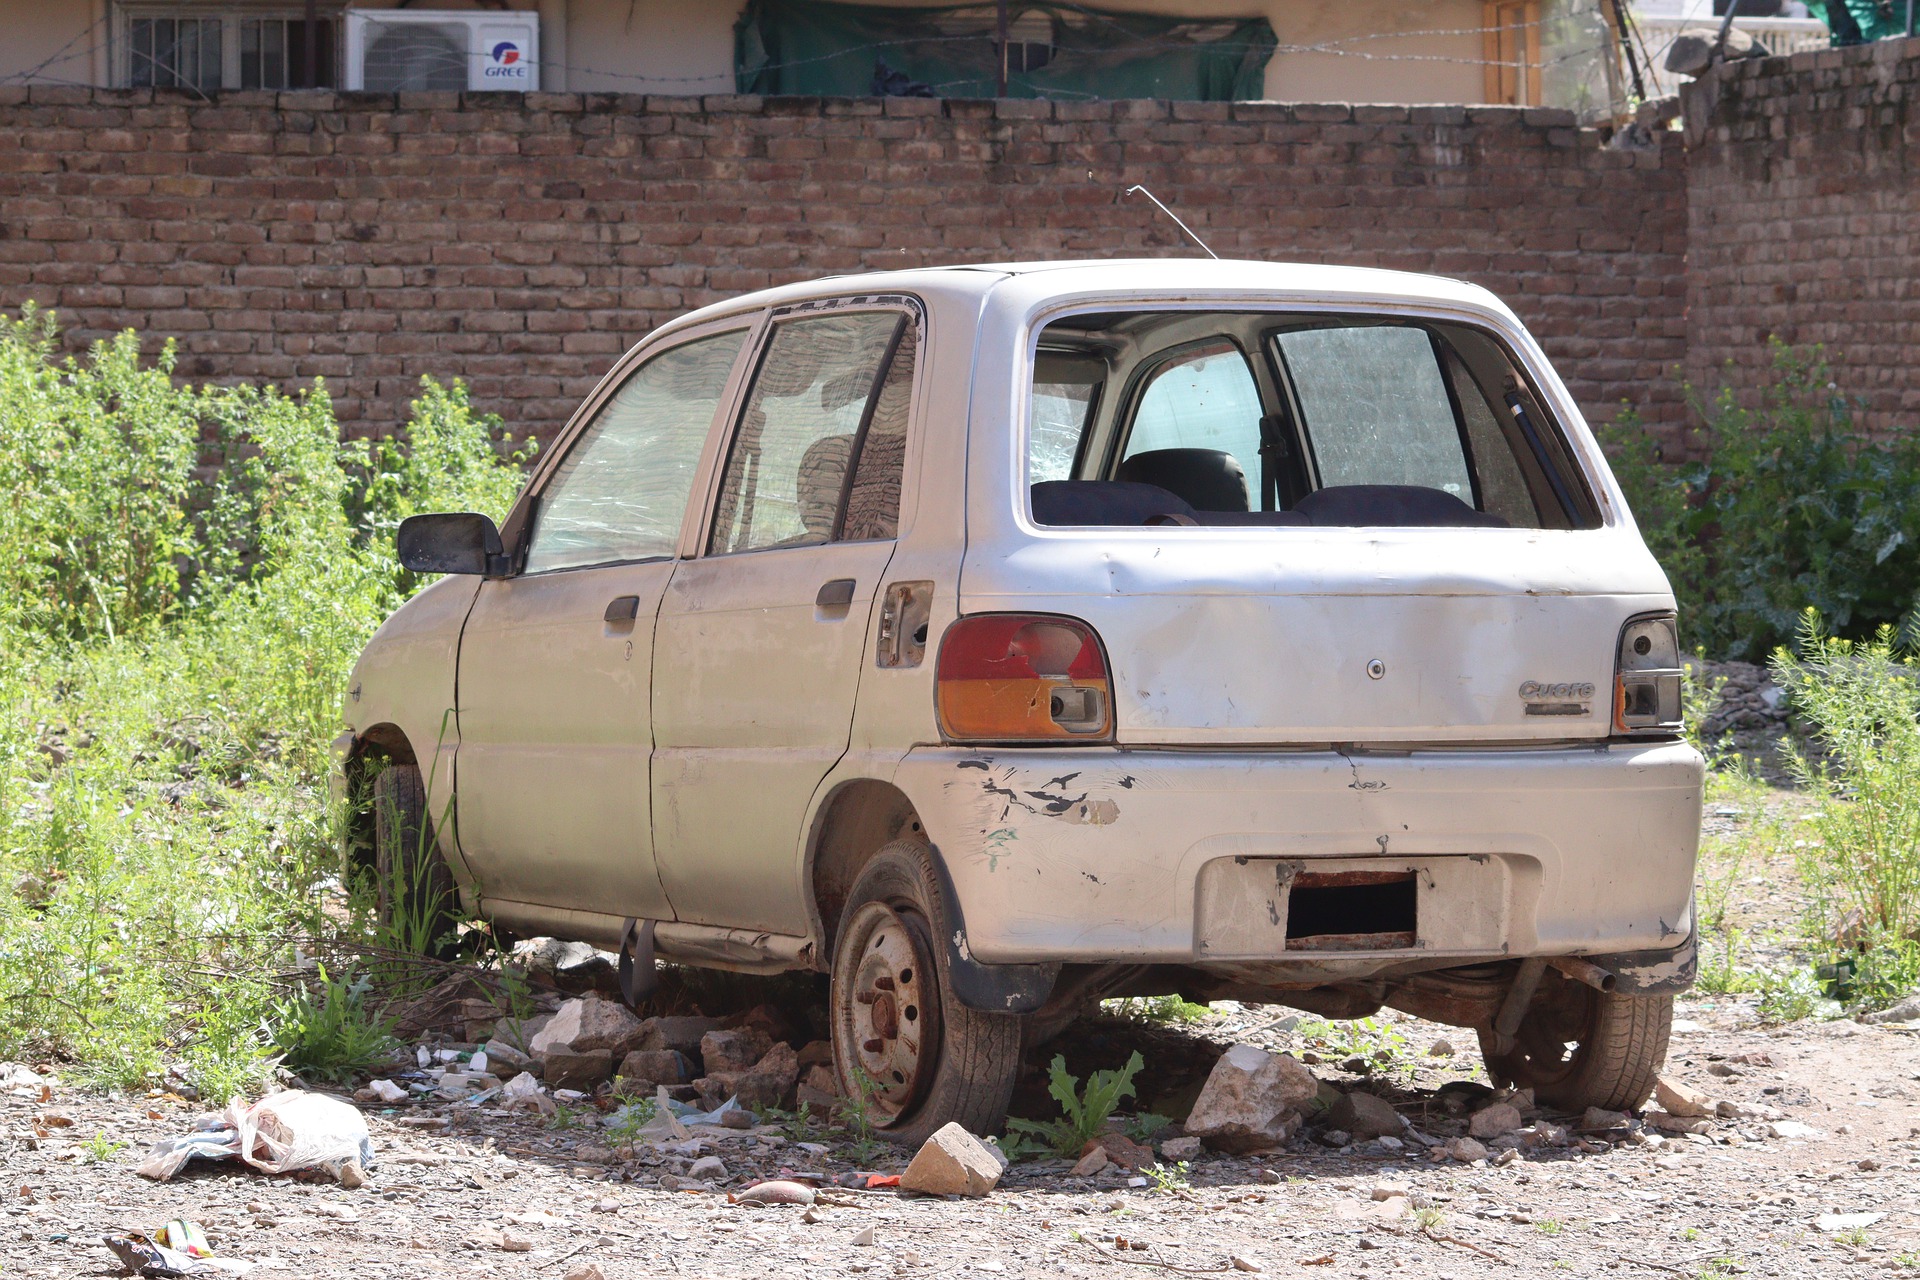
[649,258,1519,342]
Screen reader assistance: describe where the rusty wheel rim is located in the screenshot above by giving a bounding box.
[838,900,941,1125]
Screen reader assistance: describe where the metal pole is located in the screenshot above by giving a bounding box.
[1712,0,1740,59]
[995,0,1008,96]
[303,0,317,88]
[1908,0,1915,38]
[1610,0,1646,102]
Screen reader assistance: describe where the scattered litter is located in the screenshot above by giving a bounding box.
[853,1226,877,1246]
[156,1221,211,1258]
[1765,1120,1823,1140]
[1815,1211,1884,1233]
[365,1079,407,1105]
[500,1072,556,1116]
[733,1179,816,1206]
[136,1091,372,1184]
[104,1233,255,1277]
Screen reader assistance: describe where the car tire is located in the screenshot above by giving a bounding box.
[1478,980,1673,1112]
[830,839,1023,1146]
[372,763,459,959]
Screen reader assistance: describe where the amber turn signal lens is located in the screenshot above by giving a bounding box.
[935,614,1113,743]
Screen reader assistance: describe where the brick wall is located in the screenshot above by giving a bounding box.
[0,86,1687,444]
[1684,40,1920,439]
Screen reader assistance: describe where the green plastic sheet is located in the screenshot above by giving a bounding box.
[1808,0,1911,44]
[734,0,1276,100]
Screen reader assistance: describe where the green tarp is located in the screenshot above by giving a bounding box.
[1809,0,1912,44]
[734,0,1276,100]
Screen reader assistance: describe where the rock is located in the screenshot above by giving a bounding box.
[501,1071,555,1114]
[853,1226,876,1247]
[616,1049,694,1089]
[734,1180,816,1206]
[1815,1211,1885,1233]
[496,1230,534,1252]
[1654,1075,1715,1118]
[802,1063,840,1096]
[1765,1120,1822,1140]
[1370,1181,1409,1202]
[365,1078,407,1104]
[731,1002,799,1044]
[531,997,648,1057]
[635,1015,726,1057]
[1158,1135,1203,1162]
[696,1042,799,1111]
[540,1048,613,1092]
[481,1040,535,1078]
[1493,1147,1521,1167]
[1184,1044,1317,1154]
[1443,1136,1488,1163]
[1580,1107,1630,1131]
[900,1122,1005,1197]
[1070,1146,1111,1177]
[1717,1100,1779,1121]
[1648,1110,1712,1136]
[1664,25,1761,77]
[514,936,616,992]
[386,972,497,1039]
[563,1265,608,1280]
[700,1027,774,1075]
[1329,1091,1403,1141]
[797,1040,835,1069]
[1084,1132,1155,1170]
[1468,1102,1523,1140]
[687,1155,729,1182]
[1338,1055,1370,1075]
[1426,1039,1455,1057]
[1859,995,1920,1025]
[1706,1061,1740,1078]
[1230,1256,1263,1272]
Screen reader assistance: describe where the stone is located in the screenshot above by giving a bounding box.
[1648,1110,1712,1135]
[797,1040,835,1069]
[735,1180,815,1205]
[1580,1107,1630,1131]
[1706,1061,1740,1077]
[616,1049,694,1089]
[802,1063,840,1096]
[731,1002,798,1043]
[700,1027,774,1075]
[1084,1131,1155,1170]
[1468,1102,1524,1140]
[1070,1146,1111,1177]
[1158,1135,1203,1161]
[501,1071,553,1114]
[853,1226,876,1247]
[1443,1136,1488,1163]
[901,1122,1004,1197]
[1664,25,1761,77]
[1426,1039,1455,1057]
[1765,1120,1822,1140]
[1184,1044,1318,1154]
[482,1040,535,1078]
[365,1078,407,1104]
[1815,1211,1884,1233]
[636,1016,726,1057]
[696,1040,800,1111]
[514,937,616,991]
[531,997,648,1058]
[1859,995,1920,1025]
[1329,1091,1403,1141]
[687,1155,729,1182]
[1654,1075,1715,1118]
[540,1048,614,1092]
[563,1265,608,1280]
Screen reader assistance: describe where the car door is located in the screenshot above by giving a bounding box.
[452,324,751,919]
[651,302,920,935]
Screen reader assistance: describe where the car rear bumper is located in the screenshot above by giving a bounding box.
[894,740,1702,970]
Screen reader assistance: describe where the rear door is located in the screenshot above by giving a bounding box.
[651,302,920,935]
[453,325,750,917]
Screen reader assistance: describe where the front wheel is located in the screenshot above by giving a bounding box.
[372,763,459,958]
[829,840,1023,1146]
[1478,978,1673,1112]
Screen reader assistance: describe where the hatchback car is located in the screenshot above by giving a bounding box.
[338,260,1703,1144]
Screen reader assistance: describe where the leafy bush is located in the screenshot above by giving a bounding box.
[1005,1051,1144,1159]
[269,964,400,1086]
[0,308,532,1089]
[1774,615,1920,1009]
[1604,343,1920,659]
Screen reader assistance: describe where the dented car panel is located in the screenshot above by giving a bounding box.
[894,741,1700,968]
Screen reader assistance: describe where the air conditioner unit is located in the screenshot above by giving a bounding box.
[344,9,539,93]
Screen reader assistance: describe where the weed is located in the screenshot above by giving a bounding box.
[81,1131,126,1163]
[1696,1258,1744,1279]
[1682,1227,1702,1242]
[267,964,399,1086]
[1004,1052,1144,1160]
[1120,1113,1172,1144]
[548,1101,579,1131]
[759,1103,823,1144]
[1837,1228,1872,1248]
[837,1065,886,1164]
[1536,1219,1564,1235]
[1100,995,1210,1023]
[1414,1207,1446,1233]
[1294,1016,1418,1078]
[604,1098,657,1146]
[1753,965,1841,1024]
[1143,1161,1191,1194]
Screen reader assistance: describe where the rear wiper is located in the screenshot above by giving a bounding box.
[1505,389,1578,519]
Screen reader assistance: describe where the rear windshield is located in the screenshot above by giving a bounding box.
[1026,310,1597,531]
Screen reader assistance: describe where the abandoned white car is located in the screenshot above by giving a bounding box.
[338,259,1703,1144]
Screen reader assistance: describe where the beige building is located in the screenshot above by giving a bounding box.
[1,1,1618,106]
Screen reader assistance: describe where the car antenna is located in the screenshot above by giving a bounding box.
[1124,185,1219,260]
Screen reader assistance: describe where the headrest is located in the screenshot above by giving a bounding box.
[1115,448,1250,512]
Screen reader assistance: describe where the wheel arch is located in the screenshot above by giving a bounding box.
[340,722,418,876]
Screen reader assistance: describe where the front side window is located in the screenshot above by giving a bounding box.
[523,330,746,574]
[708,311,914,555]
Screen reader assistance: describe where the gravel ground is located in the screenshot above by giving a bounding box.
[7,785,1920,1280]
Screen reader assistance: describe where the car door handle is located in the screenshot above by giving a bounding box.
[604,595,641,623]
[815,579,856,610]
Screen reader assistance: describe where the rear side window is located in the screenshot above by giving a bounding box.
[1272,327,1473,501]
[524,330,745,574]
[1122,342,1263,477]
[708,310,914,555]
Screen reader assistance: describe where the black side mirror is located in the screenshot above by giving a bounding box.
[396,512,504,576]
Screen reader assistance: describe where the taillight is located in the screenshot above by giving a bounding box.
[1615,613,1684,735]
[936,614,1114,743]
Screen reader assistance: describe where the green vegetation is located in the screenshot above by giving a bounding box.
[1004,1052,1144,1160]
[0,306,530,1094]
[1143,1160,1191,1194]
[1100,995,1211,1024]
[267,964,400,1086]
[1294,1015,1420,1078]
[1606,342,1920,661]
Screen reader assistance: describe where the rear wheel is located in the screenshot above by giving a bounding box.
[372,763,459,958]
[1478,978,1673,1112]
[830,840,1023,1146]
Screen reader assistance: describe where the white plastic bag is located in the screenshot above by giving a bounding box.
[137,1090,372,1183]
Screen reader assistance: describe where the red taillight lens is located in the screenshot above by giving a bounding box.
[936,614,1113,742]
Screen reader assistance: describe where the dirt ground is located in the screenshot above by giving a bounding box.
[8,792,1920,1280]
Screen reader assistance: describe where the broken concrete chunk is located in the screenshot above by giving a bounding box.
[540,1048,614,1092]
[481,1040,535,1079]
[1184,1043,1317,1154]
[616,1049,693,1089]
[1648,1110,1713,1136]
[687,1154,729,1182]
[1084,1131,1155,1170]
[695,1041,799,1112]
[1580,1107,1631,1131]
[1654,1075,1715,1118]
[1443,1136,1488,1163]
[1069,1146,1111,1177]
[1329,1091,1403,1141]
[1467,1102,1523,1140]
[1158,1135,1203,1162]
[530,997,648,1058]
[700,1027,775,1076]
[636,1015,726,1057]
[900,1121,1004,1197]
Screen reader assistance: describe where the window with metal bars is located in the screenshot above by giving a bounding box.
[122,8,338,90]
